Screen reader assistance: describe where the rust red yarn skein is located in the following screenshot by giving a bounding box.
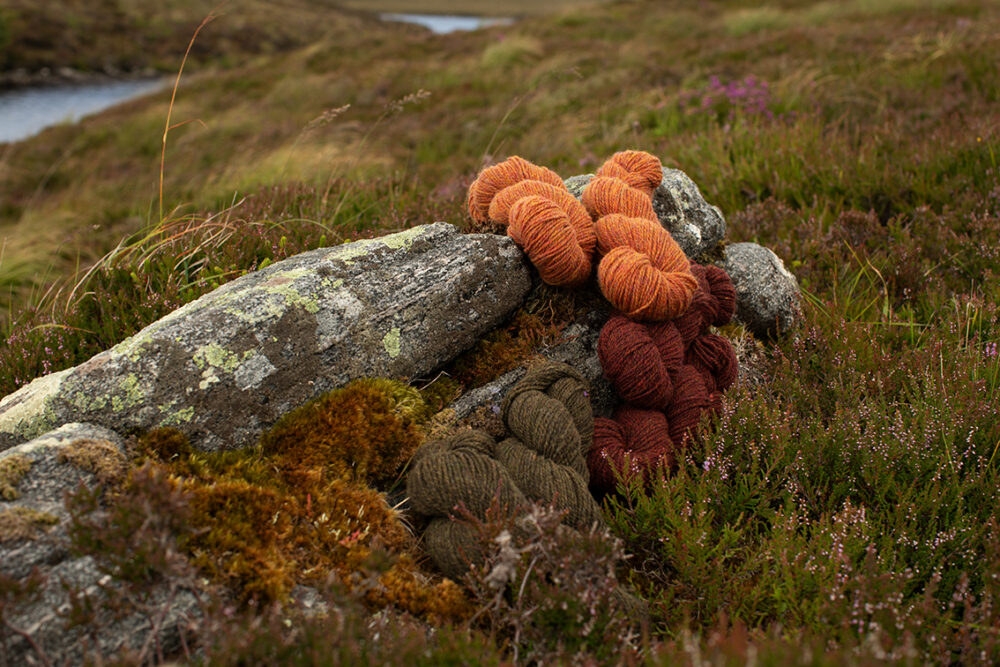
[589,407,677,497]
[590,263,739,495]
[466,156,595,288]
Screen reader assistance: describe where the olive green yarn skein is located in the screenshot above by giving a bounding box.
[407,363,606,580]
[407,429,527,519]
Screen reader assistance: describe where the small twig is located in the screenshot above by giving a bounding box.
[1,618,54,667]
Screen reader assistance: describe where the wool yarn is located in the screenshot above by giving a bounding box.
[466,156,565,224]
[595,150,664,198]
[466,157,595,287]
[589,264,739,496]
[582,152,697,322]
[407,362,604,579]
[589,407,676,496]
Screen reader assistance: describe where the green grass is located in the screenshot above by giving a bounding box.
[2,0,1000,662]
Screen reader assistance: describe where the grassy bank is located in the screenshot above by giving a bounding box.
[2,0,1000,662]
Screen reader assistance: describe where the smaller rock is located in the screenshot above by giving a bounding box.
[563,174,593,201]
[0,423,200,663]
[654,168,727,260]
[721,243,803,340]
[564,167,727,260]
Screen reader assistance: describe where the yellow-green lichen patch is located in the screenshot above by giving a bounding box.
[67,387,108,413]
[0,507,59,542]
[382,327,402,359]
[330,226,426,264]
[194,343,246,373]
[111,373,146,412]
[57,438,128,487]
[157,404,196,427]
[0,454,31,500]
[0,368,69,438]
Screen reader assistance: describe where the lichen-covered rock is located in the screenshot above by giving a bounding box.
[0,223,531,452]
[564,167,727,260]
[722,242,803,340]
[0,423,200,663]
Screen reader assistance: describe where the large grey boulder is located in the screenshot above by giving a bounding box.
[564,167,727,260]
[0,223,531,452]
[0,422,200,663]
[722,242,803,340]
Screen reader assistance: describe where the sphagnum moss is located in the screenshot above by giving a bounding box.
[0,506,59,542]
[57,438,128,488]
[0,453,31,500]
[131,378,470,619]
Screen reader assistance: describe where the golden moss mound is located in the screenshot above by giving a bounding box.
[135,378,470,621]
[260,377,430,486]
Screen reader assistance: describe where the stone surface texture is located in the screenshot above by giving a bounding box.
[564,167,727,260]
[0,223,531,452]
[0,423,200,663]
[722,242,803,340]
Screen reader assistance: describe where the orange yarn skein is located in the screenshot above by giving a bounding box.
[507,196,592,287]
[467,156,564,224]
[582,152,697,322]
[488,180,596,258]
[581,177,657,222]
[595,150,664,197]
[467,156,595,288]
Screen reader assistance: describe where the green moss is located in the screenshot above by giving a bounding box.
[57,438,127,487]
[0,506,59,542]
[0,453,31,500]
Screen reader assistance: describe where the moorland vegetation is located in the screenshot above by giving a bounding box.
[1,0,999,663]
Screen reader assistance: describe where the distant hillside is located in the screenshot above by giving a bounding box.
[334,0,607,17]
[0,0,382,77]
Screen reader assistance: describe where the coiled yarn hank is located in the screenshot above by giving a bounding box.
[581,151,698,321]
[595,149,664,198]
[407,362,604,580]
[589,264,739,497]
[466,157,595,288]
[589,406,675,496]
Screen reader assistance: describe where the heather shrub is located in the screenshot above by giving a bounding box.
[459,502,643,665]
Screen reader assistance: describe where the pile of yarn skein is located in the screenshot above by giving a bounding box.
[466,150,738,496]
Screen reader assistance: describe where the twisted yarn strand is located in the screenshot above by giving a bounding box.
[582,151,697,322]
[407,363,605,578]
[467,157,595,287]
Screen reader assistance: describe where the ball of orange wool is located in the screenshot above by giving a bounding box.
[466,156,564,224]
[507,195,592,287]
[581,176,658,222]
[488,180,597,259]
[595,150,663,198]
[594,214,697,321]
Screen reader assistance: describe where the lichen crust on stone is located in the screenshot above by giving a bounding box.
[0,368,71,440]
[382,328,402,359]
